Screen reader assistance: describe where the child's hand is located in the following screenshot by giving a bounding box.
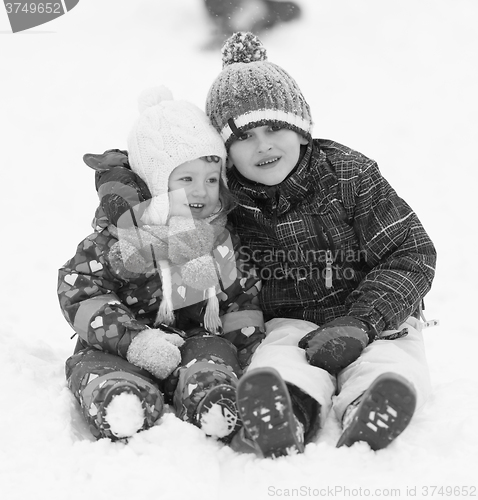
[298,316,370,375]
[126,328,184,379]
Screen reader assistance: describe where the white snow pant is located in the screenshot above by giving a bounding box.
[247,316,431,428]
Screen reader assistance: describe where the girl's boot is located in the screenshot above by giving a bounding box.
[173,334,243,441]
[66,347,164,440]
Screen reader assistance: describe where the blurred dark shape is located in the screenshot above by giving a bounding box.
[204,0,301,41]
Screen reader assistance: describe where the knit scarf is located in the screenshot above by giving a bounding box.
[108,214,227,334]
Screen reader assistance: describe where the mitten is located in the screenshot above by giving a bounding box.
[298,316,371,375]
[126,328,185,379]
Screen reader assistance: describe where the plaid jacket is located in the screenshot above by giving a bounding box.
[227,139,437,337]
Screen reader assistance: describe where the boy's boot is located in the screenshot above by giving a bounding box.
[236,367,305,458]
[287,383,322,445]
[173,334,243,442]
[336,372,417,450]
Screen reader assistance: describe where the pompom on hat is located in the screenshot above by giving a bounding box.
[128,86,227,226]
[205,32,313,150]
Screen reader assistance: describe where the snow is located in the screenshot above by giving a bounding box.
[1,1,477,499]
[199,403,232,439]
[104,392,145,439]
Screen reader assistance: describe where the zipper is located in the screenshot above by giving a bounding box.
[324,249,333,289]
[311,215,335,289]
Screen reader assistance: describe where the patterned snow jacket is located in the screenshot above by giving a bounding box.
[227,139,437,338]
[58,152,265,366]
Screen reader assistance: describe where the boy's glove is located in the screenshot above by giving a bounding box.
[298,316,370,375]
[126,328,185,380]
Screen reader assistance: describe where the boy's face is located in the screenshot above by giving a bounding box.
[228,125,308,186]
[168,158,221,219]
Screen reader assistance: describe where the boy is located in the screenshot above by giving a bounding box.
[205,32,437,457]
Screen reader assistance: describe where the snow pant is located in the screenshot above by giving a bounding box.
[67,335,243,439]
[244,315,431,442]
[65,347,164,440]
[168,334,243,426]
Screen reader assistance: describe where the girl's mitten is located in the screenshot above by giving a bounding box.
[126,328,185,379]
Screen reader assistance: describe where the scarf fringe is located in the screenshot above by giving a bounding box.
[204,286,221,334]
[155,261,175,326]
[113,216,227,334]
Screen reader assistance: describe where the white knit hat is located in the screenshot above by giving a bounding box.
[128,86,227,226]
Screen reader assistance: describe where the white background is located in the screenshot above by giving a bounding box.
[1,1,477,499]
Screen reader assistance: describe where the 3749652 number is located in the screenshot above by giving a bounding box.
[421,486,477,496]
[5,3,61,14]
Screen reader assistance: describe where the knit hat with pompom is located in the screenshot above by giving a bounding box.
[205,32,313,150]
[128,86,227,225]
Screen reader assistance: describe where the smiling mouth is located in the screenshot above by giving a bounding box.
[188,203,205,209]
[256,157,280,167]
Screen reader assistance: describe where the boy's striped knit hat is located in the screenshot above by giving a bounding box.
[206,32,313,150]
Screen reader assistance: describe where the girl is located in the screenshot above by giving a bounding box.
[58,87,265,442]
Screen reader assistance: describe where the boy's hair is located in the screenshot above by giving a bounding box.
[206,32,313,150]
[128,87,227,225]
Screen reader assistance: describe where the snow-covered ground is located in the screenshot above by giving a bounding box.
[1,1,477,499]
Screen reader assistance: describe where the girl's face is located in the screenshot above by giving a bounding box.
[228,125,308,186]
[168,158,222,219]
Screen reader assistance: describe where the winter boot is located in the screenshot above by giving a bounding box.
[287,383,322,445]
[96,381,147,440]
[172,335,243,441]
[66,347,165,440]
[236,367,305,458]
[195,384,241,442]
[336,372,417,450]
[89,376,163,441]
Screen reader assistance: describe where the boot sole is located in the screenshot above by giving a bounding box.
[99,383,146,440]
[237,367,304,458]
[195,384,240,442]
[336,372,417,450]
